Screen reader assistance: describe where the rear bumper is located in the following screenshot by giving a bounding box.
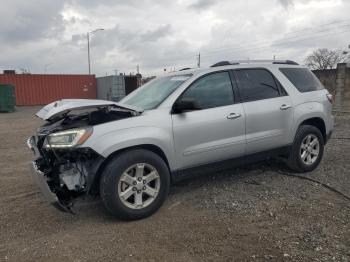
[325,130,333,144]
[325,115,334,144]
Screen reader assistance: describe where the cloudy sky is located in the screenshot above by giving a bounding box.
[0,0,349,76]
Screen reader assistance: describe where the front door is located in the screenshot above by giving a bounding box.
[171,71,246,169]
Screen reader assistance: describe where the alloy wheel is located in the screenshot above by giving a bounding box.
[118,163,160,209]
[300,134,320,165]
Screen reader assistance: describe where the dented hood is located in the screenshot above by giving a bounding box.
[36,99,143,121]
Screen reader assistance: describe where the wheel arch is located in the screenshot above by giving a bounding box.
[292,102,329,144]
[90,144,173,194]
[297,117,326,143]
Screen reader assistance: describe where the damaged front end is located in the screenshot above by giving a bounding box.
[27,99,142,213]
[28,140,104,213]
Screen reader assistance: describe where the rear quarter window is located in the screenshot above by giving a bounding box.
[279,68,324,93]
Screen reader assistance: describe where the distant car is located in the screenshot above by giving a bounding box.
[27,60,334,220]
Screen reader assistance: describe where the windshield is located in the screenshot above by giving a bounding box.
[121,74,192,110]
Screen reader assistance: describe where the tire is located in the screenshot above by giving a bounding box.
[100,149,170,220]
[287,125,324,173]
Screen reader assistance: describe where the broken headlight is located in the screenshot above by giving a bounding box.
[45,127,93,148]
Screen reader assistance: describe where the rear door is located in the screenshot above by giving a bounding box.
[171,71,246,169]
[234,68,293,154]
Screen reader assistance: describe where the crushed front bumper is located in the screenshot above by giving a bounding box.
[27,136,73,213]
[31,160,73,212]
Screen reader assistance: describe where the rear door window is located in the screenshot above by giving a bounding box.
[235,69,280,102]
[279,68,324,92]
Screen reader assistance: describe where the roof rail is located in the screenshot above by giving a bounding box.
[211,59,299,67]
[273,60,299,65]
[211,61,238,67]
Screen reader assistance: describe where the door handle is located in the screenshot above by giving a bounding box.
[280,104,292,110]
[227,113,241,119]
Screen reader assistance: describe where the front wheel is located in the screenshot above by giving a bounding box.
[287,125,324,173]
[100,149,170,220]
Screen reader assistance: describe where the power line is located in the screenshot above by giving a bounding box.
[208,28,350,56]
[197,24,350,57]
[199,29,350,63]
[159,25,349,65]
[155,28,350,68]
[197,19,350,55]
[142,20,350,69]
[283,19,350,36]
[161,27,350,65]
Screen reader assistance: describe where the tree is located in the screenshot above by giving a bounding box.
[304,48,347,70]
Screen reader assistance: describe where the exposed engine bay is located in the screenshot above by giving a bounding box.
[29,105,139,212]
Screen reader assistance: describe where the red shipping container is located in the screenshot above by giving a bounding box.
[0,74,97,106]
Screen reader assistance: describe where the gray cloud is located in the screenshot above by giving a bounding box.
[0,0,65,43]
[189,0,217,10]
[140,24,173,42]
[278,0,294,8]
[0,0,349,76]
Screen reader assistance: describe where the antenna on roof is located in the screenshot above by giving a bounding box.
[197,53,201,68]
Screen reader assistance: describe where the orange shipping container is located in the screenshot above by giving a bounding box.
[0,74,97,106]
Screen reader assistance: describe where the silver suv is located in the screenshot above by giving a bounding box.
[27,60,334,220]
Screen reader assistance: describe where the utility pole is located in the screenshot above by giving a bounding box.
[197,53,201,68]
[137,64,140,74]
[87,32,91,74]
[87,28,104,75]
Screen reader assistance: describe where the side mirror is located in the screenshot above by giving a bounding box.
[173,99,200,113]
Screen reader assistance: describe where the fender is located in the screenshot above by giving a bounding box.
[291,102,327,142]
[84,126,177,170]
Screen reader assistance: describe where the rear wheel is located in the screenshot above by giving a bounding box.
[100,149,170,220]
[287,125,324,173]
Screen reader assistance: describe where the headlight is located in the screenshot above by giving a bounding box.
[45,127,93,148]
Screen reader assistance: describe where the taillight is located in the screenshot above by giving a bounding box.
[326,93,334,104]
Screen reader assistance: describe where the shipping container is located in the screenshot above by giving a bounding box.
[0,84,16,112]
[124,76,139,95]
[97,75,125,101]
[96,75,140,102]
[0,74,97,106]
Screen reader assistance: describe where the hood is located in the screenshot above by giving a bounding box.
[36,99,144,121]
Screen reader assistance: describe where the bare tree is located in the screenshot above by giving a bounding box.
[304,48,347,70]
